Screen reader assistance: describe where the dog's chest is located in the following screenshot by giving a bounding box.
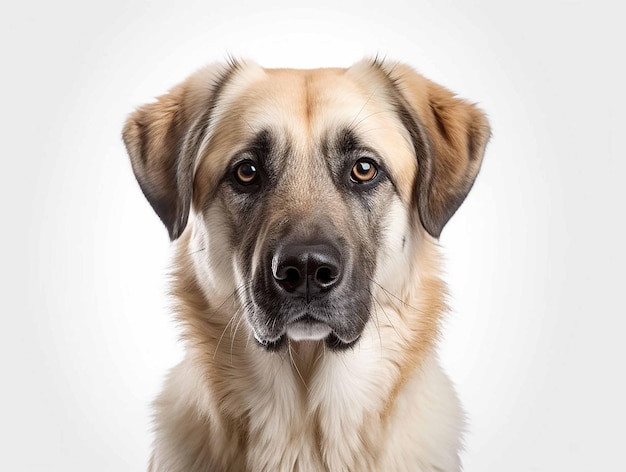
[236,342,389,471]
[155,338,461,472]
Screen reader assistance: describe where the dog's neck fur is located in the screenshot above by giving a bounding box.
[149,230,462,472]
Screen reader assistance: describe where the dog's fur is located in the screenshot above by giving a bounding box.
[123,58,490,472]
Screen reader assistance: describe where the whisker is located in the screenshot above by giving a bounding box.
[208,283,248,316]
[351,108,397,130]
[355,126,402,137]
[313,343,326,365]
[213,309,240,359]
[366,295,384,358]
[245,328,253,352]
[185,246,206,257]
[348,85,382,129]
[367,287,404,343]
[242,117,255,133]
[269,349,291,386]
[368,277,421,312]
[196,283,251,331]
[230,307,246,365]
[288,341,308,391]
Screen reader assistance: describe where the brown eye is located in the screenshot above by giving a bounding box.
[235,161,258,185]
[350,159,377,183]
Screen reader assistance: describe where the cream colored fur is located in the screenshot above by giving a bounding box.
[149,209,462,472]
[122,59,490,472]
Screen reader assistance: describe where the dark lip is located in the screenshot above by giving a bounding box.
[252,306,365,352]
[254,330,361,352]
[325,332,361,351]
[258,334,287,352]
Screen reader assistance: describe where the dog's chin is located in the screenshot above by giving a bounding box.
[253,320,361,352]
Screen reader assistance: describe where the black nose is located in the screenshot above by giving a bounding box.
[272,242,342,299]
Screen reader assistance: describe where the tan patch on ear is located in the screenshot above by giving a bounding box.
[122,63,235,240]
[123,91,188,239]
[376,62,491,237]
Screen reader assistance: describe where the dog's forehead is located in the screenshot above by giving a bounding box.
[250,68,367,134]
[196,64,417,201]
[244,68,411,155]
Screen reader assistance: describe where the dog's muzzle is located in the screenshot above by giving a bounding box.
[249,235,368,352]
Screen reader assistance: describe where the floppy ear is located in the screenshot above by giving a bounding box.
[380,62,491,238]
[122,63,234,240]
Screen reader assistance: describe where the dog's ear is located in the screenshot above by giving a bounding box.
[380,62,491,238]
[122,63,234,240]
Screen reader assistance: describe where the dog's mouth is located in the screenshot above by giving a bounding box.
[286,315,333,341]
[252,314,361,352]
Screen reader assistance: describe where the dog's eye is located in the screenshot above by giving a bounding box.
[350,159,378,183]
[234,161,259,185]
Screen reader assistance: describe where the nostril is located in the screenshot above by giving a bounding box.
[283,267,301,285]
[314,266,338,287]
[274,263,303,293]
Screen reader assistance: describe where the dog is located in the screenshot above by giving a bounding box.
[123,58,490,471]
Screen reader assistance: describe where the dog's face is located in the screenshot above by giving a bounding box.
[123,60,490,352]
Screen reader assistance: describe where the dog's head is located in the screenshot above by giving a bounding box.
[123,59,490,351]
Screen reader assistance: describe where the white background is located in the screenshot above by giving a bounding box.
[1,0,624,470]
